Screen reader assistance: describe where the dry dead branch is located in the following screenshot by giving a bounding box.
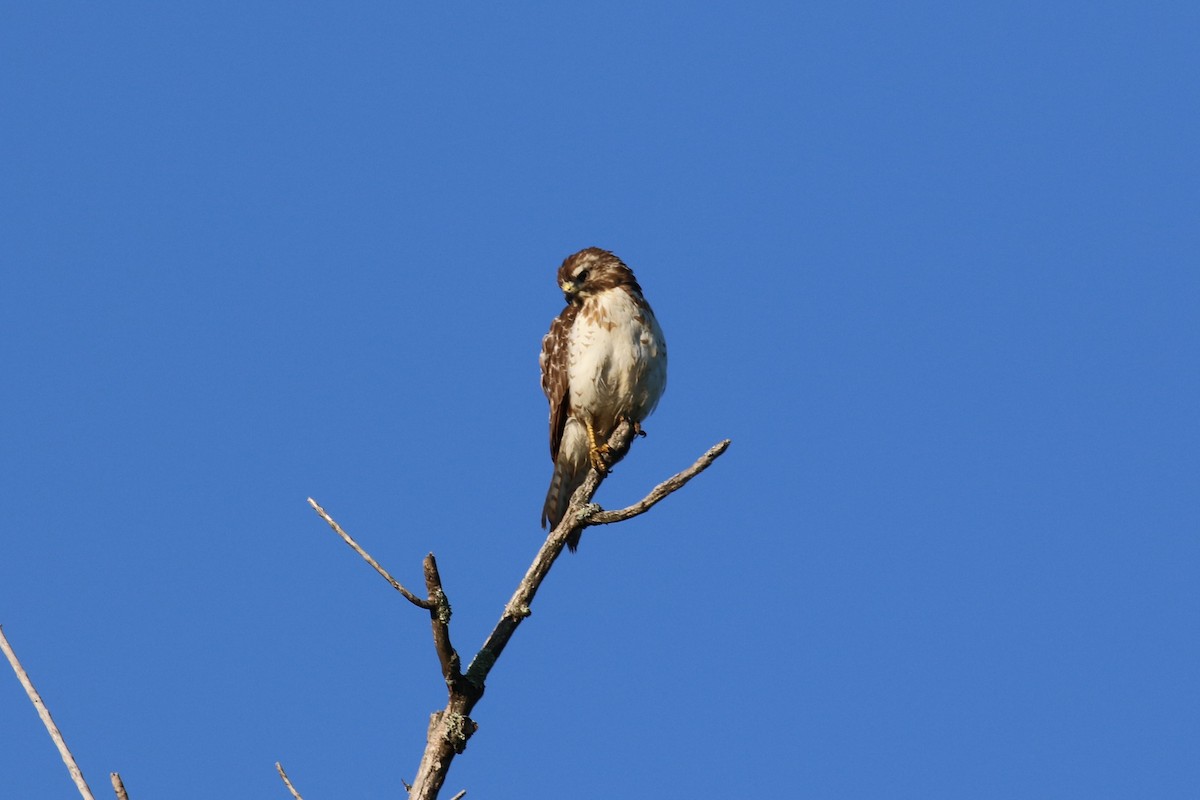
[0,625,98,800]
[309,421,730,799]
[275,761,304,800]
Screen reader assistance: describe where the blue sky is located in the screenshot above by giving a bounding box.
[2,3,1197,798]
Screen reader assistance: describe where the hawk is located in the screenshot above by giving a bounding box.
[540,247,668,549]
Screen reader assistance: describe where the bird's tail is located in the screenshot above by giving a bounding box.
[542,434,588,551]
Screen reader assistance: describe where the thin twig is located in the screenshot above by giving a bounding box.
[450,791,467,800]
[275,762,304,800]
[307,497,433,609]
[583,439,731,525]
[0,625,97,800]
[110,773,130,800]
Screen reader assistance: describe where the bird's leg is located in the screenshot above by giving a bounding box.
[632,419,647,437]
[585,418,610,473]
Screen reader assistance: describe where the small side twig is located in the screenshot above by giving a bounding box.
[583,438,731,525]
[307,497,433,609]
[275,762,304,800]
[0,625,97,800]
[110,773,130,800]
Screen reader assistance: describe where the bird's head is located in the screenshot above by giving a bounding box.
[557,247,642,305]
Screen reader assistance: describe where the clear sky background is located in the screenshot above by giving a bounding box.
[2,3,1197,799]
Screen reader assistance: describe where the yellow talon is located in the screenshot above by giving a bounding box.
[585,419,610,473]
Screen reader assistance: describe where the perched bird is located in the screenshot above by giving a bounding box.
[539,247,668,549]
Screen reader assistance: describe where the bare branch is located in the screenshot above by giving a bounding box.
[313,424,731,800]
[275,762,304,800]
[407,427,731,798]
[0,625,97,800]
[110,773,130,800]
[464,422,638,688]
[307,497,433,609]
[582,438,731,525]
[423,553,463,687]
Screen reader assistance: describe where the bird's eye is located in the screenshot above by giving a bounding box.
[577,269,590,282]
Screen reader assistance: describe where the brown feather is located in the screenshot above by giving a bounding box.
[540,305,576,461]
